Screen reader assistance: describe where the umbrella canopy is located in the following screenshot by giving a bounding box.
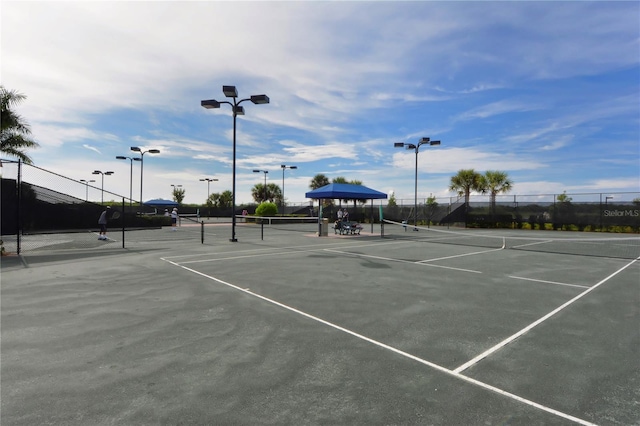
[144,198,179,207]
[305,183,387,200]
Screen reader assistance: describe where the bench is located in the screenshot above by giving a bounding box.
[333,221,363,235]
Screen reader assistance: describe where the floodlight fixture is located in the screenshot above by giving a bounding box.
[250,95,270,104]
[223,85,238,98]
[201,99,221,109]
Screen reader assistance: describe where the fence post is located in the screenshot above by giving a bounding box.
[17,160,22,255]
[122,197,125,249]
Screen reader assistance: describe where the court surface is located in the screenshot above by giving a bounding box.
[2,224,638,425]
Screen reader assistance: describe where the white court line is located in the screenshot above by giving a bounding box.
[161,240,402,261]
[323,248,483,274]
[161,257,597,426]
[172,243,389,265]
[417,246,504,263]
[508,276,590,289]
[454,256,639,374]
[512,239,553,249]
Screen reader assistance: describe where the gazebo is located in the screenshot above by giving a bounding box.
[143,198,179,214]
[305,183,387,233]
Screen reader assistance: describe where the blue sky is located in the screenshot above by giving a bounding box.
[2,1,639,205]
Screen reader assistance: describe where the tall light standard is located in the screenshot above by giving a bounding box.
[280,164,297,208]
[201,85,270,242]
[130,147,160,209]
[79,179,95,201]
[199,178,218,201]
[92,170,114,205]
[253,169,269,202]
[394,137,441,229]
[116,155,141,208]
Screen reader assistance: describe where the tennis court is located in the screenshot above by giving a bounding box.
[1,222,638,425]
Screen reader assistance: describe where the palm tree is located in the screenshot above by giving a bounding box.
[481,170,513,214]
[1,86,39,164]
[309,173,331,208]
[332,176,349,204]
[449,169,483,209]
[251,183,282,203]
[218,190,233,209]
[309,173,330,190]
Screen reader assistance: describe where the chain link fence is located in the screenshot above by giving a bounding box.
[2,159,638,255]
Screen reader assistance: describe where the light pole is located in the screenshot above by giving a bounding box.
[130,147,160,210]
[92,170,114,205]
[79,179,95,201]
[280,165,297,208]
[200,178,218,218]
[253,170,269,202]
[199,178,218,201]
[394,137,441,229]
[116,155,141,208]
[201,85,270,242]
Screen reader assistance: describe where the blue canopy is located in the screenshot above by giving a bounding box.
[144,198,179,207]
[305,183,387,200]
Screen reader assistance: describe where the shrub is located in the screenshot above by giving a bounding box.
[255,202,278,217]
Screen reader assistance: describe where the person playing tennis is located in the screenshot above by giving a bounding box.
[171,207,178,231]
[98,206,110,240]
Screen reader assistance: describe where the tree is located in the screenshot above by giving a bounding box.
[251,183,282,203]
[554,191,574,229]
[425,195,438,226]
[1,86,39,164]
[218,190,233,209]
[387,192,397,207]
[207,192,221,208]
[449,169,484,209]
[172,187,185,204]
[309,173,331,208]
[310,174,330,190]
[332,176,350,204]
[481,170,513,214]
[349,179,367,210]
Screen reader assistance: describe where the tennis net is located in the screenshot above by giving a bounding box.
[236,215,320,234]
[381,220,640,260]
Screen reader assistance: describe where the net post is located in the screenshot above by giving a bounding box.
[201,220,204,244]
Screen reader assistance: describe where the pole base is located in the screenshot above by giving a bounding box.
[230,238,238,242]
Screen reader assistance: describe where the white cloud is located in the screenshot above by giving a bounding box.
[392,148,545,175]
[83,144,102,155]
[2,1,637,205]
